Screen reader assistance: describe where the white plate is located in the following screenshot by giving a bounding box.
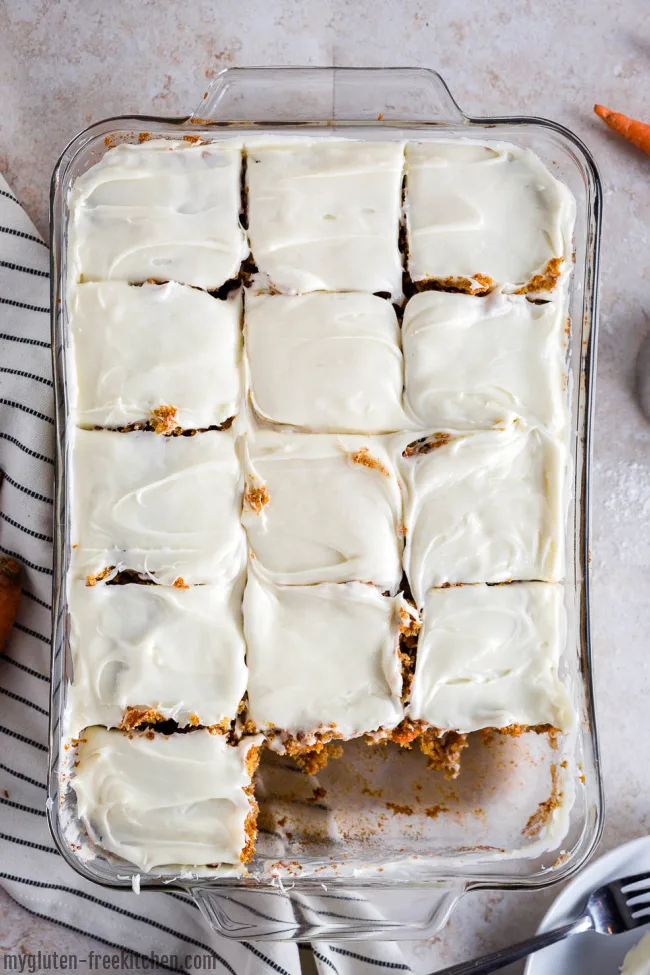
[525,836,650,975]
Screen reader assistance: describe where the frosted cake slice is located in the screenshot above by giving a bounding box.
[408,583,572,734]
[621,933,650,975]
[243,569,415,761]
[246,139,404,296]
[245,292,407,433]
[71,728,264,873]
[70,429,245,586]
[68,140,247,289]
[401,422,566,605]
[242,432,403,591]
[69,282,242,430]
[402,290,567,432]
[405,140,575,295]
[65,580,247,737]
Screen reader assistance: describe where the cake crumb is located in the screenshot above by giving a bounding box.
[244,481,270,513]
[150,405,179,435]
[240,798,260,863]
[403,432,452,457]
[416,273,494,296]
[86,566,113,587]
[419,729,468,779]
[424,804,448,819]
[514,257,563,295]
[349,447,390,478]
[481,723,557,741]
[522,763,563,838]
[386,802,414,816]
[119,706,167,730]
[288,739,344,775]
[207,718,230,735]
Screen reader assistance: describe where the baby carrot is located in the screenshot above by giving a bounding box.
[0,556,22,652]
[594,104,650,156]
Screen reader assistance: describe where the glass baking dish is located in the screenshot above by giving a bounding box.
[48,67,603,941]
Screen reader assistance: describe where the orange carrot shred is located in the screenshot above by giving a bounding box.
[594,104,650,156]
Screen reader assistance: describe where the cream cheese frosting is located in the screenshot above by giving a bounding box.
[405,140,575,294]
[71,728,263,872]
[622,933,650,974]
[68,140,248,289]
[245,291,408,433]
[402,290,568,433]
[68,282,242,429]
[408,583,572,733]
[243,568,410,744]
[400,422,566,605]
[70,429,245,586]
[241,432,403,590]
[65,579,247,737]
[246,139,404,296]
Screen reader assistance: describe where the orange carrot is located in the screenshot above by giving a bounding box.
[594,104,650,156]
[0,557,22,652]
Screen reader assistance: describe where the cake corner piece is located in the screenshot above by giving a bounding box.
[71,727,265,874]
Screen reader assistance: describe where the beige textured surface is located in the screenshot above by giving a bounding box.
[1,0,650,971]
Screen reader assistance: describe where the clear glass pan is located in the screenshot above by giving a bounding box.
[48,67,603,941]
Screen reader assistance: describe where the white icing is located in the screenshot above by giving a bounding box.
[68,140,248,289]
[68,282,242,428]
[241,432,403,591]
[69,429,245,586]
[245,292,408,433]
[65,579,247,736]
[62,135,577,867]
[405,140,575,294]
[246,139,404,296]
[400,422,566,605]
[408,583,573,733]
[402,290,567,432]
[622,933,650,975]
[71,728,263,872]
[243,568,410,743]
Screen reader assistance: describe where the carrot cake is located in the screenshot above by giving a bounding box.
[241,432,403,591]
[408,583,572,733]
[400,421,566,605]
[68,140,248,289]
[621,933,650,975]
[64,580,247,737]
[245,292,407,433]
[243,567,414,754]
[70,429,245,586]
[245,139,404,296]
[62,132,579,874]
[68,282,242,429]
[405,140,575,296]
[71,728,263,873]
[402,291,568,433]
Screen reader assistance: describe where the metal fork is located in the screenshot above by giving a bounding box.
[436,872,650,974]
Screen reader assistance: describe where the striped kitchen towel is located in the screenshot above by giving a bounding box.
[0,171,416,975]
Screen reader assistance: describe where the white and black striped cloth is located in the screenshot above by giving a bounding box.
[0,172,420,975]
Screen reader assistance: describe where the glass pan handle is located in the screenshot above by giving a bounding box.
[191,66,468,124]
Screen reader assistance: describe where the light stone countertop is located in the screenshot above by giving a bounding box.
[1,1,649,972]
